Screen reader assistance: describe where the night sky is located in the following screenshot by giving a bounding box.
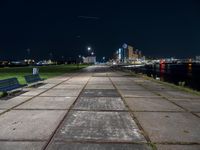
[0,0,200,61]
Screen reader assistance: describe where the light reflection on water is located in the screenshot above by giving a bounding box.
[142,63,200,91]
[188,63,192,75]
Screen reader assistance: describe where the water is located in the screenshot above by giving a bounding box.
[130,63,200,91]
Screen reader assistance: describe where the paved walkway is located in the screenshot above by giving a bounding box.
[0,65,200,150]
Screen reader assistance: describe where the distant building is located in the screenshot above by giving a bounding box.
[83,56,96,64]
[0,61,9,67]
[127,45,139,60]
[196,56,200,61]
[113,43,144,64]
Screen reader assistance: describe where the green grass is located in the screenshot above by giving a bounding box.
[0,64,90,97]
[0,64,90,84]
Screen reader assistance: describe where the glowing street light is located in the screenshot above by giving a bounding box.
[87,47,91,51]
[87,46,92,56]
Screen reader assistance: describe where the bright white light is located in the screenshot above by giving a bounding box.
[87,47,91,51]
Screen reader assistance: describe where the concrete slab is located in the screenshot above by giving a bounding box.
[80,89,120,97]
[54,111,146,142]
[87,81,112,85]
[67,79,88,83]
[131,79,151,83]
[16,97,76,110]
[44,79,66,84]
[76,74,91,78]
[90,77,110,82]
[85,84,114,89]
[54,75,71,79]
[144,84,176,91]
[69,77,89,81]
[38,84,56,89]
[116,85,146,90]
[63,81,87,85]
[156,144,200,150]
[110,77,131,82]
[73,97,127,110]
[47,142,151,150]
[138,82,162,87]
[156,91,200,99]
[119,90,160,98]
[171,99,200,112]
[40,89,81,97]
[134,112,200,143]
[0,141,45,150]
[92,73,108,77]
[54,84,84,89]
[112,81,135,85]
[0,96,32,109]
[0,110,66,140]
[125,98,183,111]
[63,78,88,84]
[21,89,47,96]
[107,72,124,77]
[119,72,132,76]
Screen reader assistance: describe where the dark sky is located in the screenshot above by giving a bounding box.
[0,0,200,60]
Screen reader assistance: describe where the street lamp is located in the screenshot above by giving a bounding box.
[87,47,91,51]
[87,46,92,56]
[103,56,105,63]
[77,55,82,69]
[91,52,94,56]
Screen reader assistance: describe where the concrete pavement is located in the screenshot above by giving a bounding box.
[0,65,200,150]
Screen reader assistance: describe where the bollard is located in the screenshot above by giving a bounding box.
[33,68,39,75]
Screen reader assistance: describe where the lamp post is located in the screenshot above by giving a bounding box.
[77,55,81,69]
[87,46,91,56]
[103,56,105,63]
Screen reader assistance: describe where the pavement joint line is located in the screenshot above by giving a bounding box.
[153,91,200,119]
[51,139,148,144]
[69,109,129,112]
[24,96,77,98]
[0,73,77,117]
[0,109,189,113]
[0,139,47,142]
[42,75,93,150]
[126,77,200,119]
[127,110,187,113]
[121,96,162,98]
[13,109,70,111]
[38,96,81,97]
[10,109,197,113]
[113,70,200,141]
[64,109,129,112]
[153,142,200,145]
[108,76,152,145]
